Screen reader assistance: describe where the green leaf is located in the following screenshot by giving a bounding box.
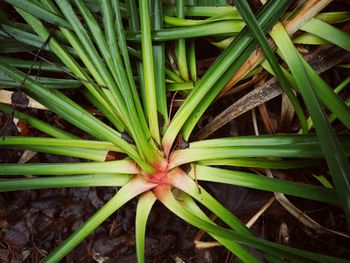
[0,60,149,169]
[156,184,347,262]
[234,0,308,133]
[177,191,261,262]
[301,18,350,52]
[43,176,156,262]
[162,0,291,154]
[150,0,168,124]
[0,174,132,192]
[0,159,138,175]
[126,20,244,41]
[175,0,189,81]
[198,158,320,169]
[0,104,76,139]
[139,0,160,143]
[135,191,157,263]
[270,22,350,225]
[189,165,339,205]
[5,0,72,29]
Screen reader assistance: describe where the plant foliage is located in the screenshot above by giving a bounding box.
[0,0,350,262]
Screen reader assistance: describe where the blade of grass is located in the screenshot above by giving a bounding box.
[0,74,81,89]
[170,145,350,168]
[164,5,236,17]
[168,81,194,91]
[5,0,72,29]
[0,56,66,72]
[168,168,251,235]
[191,165,338,205]
[15,5,125,135]
[73,0,155,160]
[126,20,244,41]
[0,23,77,56]
[43,175,156,262]
[316,11,350,24]
[139,0,160,144]
[300,58,350,130]
[112,0,155,144]
[234,0,308,134]
[270,22,350,225]
[175,0,189,81]
[0,174,132,192]
[187,39,197,82]
[0,136,120,151]
[189,134,350,148]
[125,0,148,134]
[0,40,37,53]
[292,32,330,45]
[177,191,260,262]
[198,158,320,169]
[162,0,291,155]
[164,12,242,27]
[83,89,124,132]
[301,75,350,132]
[0,61,152,170]
[0,103,77,139]
[262,48,350,131]
[301,18,350,52]
[150,0,168,127]
[8,145,107,161]
[0,159,138,175]
[135,191,157,263]
[155,184,347,262]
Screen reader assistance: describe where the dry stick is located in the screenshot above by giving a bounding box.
[194,196,277,250]
[266,170,350,239]
[278,92,296,132]
[0,89,46,110]
[254,75,277,134]
[195,46,350,140]
[251,108,259,136]
[224,70,268,96]
[251,75,349,238]
[246,196,275,228]
[258,103,276,134]
[168,91,178,125]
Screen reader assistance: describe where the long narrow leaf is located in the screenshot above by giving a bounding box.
[234,0,308,133]
[270,23,350,225]
[139,0,160,143]
[0,174,132,192]
[43,176,156,262]
[135,191,157,263]
[0,159,138,175]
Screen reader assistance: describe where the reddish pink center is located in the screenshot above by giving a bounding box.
[146,170,168,184]
[145,159,170,185]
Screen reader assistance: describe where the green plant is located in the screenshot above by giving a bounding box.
[0,0,350,262]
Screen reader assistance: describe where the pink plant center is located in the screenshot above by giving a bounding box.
[145,160,171,185]
[145,169,168,185]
